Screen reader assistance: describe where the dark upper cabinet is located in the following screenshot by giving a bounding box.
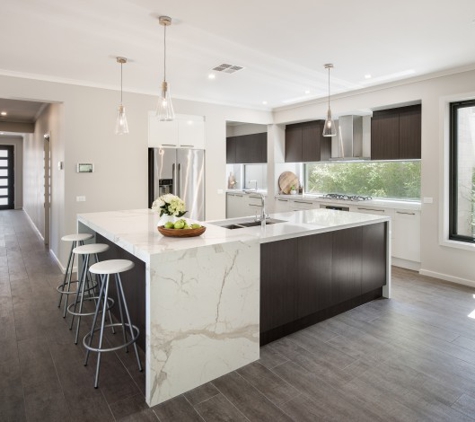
[371,104,421,160]
[285,125,303,162]
[285,120,330,162]
[226,137,236,163]
[226,132,267,164]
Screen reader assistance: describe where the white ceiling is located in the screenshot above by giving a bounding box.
[1,0,475,111]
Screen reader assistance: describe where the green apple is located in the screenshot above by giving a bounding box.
[164,221,174,229]
[173,220,185,229]
[191,223,201,229]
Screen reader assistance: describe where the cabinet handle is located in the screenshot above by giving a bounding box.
[294,201,313,204]
[161,143,176,147]
[277,199,288,202]
[357,207,385,212]
[396,211,416,216]
[180,144,195,148]
[249,204,262,207]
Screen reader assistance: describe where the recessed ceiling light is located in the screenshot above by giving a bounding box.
[0,111,7,116]
[262,101,268,105]
[208,73,216,80]
[305,90,310,94]
[364,74,372,79]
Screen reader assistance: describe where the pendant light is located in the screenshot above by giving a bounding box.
[323,63,336,137]
[115,57,129,135]
[156,16,175,121]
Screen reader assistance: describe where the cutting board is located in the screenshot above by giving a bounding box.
[278,171,299,194]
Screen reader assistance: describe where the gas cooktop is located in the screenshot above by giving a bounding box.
[322,193,372,201]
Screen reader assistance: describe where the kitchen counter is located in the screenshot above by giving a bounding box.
[275,193,421,211]
[78,208,390,407]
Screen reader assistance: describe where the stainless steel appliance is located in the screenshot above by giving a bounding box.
[148,148,205,220]
[321,205,350,211]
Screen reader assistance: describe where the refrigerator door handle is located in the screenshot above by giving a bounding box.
[177,163,181,197]
[172,163,176,196]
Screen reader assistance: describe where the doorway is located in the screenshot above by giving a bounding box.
[0,145,14,210]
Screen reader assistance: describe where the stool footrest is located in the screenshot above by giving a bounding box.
[83,323,140,353]
[56,280,79,294]
[67,297,114,317]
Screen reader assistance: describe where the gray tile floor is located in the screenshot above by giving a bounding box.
[2,210,475,421]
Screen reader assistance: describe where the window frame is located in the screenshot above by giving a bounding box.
[449,99,475,243]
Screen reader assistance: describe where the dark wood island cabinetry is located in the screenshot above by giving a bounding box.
[260,222,387,345]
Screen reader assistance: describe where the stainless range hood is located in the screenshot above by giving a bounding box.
[330,115,371,161]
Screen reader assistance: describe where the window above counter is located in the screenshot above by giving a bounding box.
[304,160,421,202]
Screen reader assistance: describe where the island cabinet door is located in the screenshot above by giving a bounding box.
[361,222,387,294]
[331,227,363,304]
[297,231,333,318]
[260,238,299,332]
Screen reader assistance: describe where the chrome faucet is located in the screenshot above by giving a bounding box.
[243,190,268,227]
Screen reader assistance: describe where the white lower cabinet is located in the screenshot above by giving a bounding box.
[226,193,247,218]
[392,209,421,262]
[274,198,290,213]
[350,205,388,215]
[226,193,264,218]
[289,199,319,211]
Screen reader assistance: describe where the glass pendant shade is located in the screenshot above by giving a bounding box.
[156,81,175,121]
[323,108,336,137]
[322,63,336,137]
[115,104,129,134]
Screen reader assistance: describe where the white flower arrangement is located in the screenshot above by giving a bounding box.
[152,194,187,217]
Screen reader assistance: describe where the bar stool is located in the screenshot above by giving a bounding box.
[57,233,94,318]
[83,259,143,388]
[68,243,113,345]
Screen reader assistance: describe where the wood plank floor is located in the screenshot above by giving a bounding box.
[1,209,475,421]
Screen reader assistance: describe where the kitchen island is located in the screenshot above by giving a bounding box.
[78,208,390,406]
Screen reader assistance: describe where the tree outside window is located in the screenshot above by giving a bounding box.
[305,161,421,200]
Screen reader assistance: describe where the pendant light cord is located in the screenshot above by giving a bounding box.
[327,66,331,110]
[120,61,123,105]
[163,24,167,83]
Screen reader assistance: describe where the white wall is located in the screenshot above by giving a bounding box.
[0,135,23,209]
[0,74,272,269]
[274,69,475,287]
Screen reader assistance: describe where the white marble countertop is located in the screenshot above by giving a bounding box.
[78,208,389,263]
[275,194,421,211]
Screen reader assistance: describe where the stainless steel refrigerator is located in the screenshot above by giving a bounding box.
[148,148,205,221]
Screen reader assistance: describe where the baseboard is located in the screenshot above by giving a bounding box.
[23,210,45,241]
[49,248,77,275]
[392,257,421,271]
[419,268,475,289]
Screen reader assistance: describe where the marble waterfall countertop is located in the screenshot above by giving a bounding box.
[77,208,390,263]
[77,208,390,407]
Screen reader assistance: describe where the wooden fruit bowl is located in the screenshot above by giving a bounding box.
[157,225,206,238]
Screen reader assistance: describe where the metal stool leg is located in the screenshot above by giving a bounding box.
[72,254,91,344]
[116,274,143,372]
[58,241,75,309]
[84,274,107,367]
[93,274,110,388]
[115,275,128,352]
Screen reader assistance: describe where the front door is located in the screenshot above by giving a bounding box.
[0,145,14,210]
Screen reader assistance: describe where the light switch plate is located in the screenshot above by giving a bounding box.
[76,196,86,202]
[423,197,433,203]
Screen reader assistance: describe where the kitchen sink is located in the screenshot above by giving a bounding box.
[218,218,287,230]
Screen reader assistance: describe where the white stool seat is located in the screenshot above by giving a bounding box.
[73,243,109,255]
[89,259,134,275]
[62,233,93,242]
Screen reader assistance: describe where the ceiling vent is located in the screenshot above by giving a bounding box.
[212,63,244,74]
